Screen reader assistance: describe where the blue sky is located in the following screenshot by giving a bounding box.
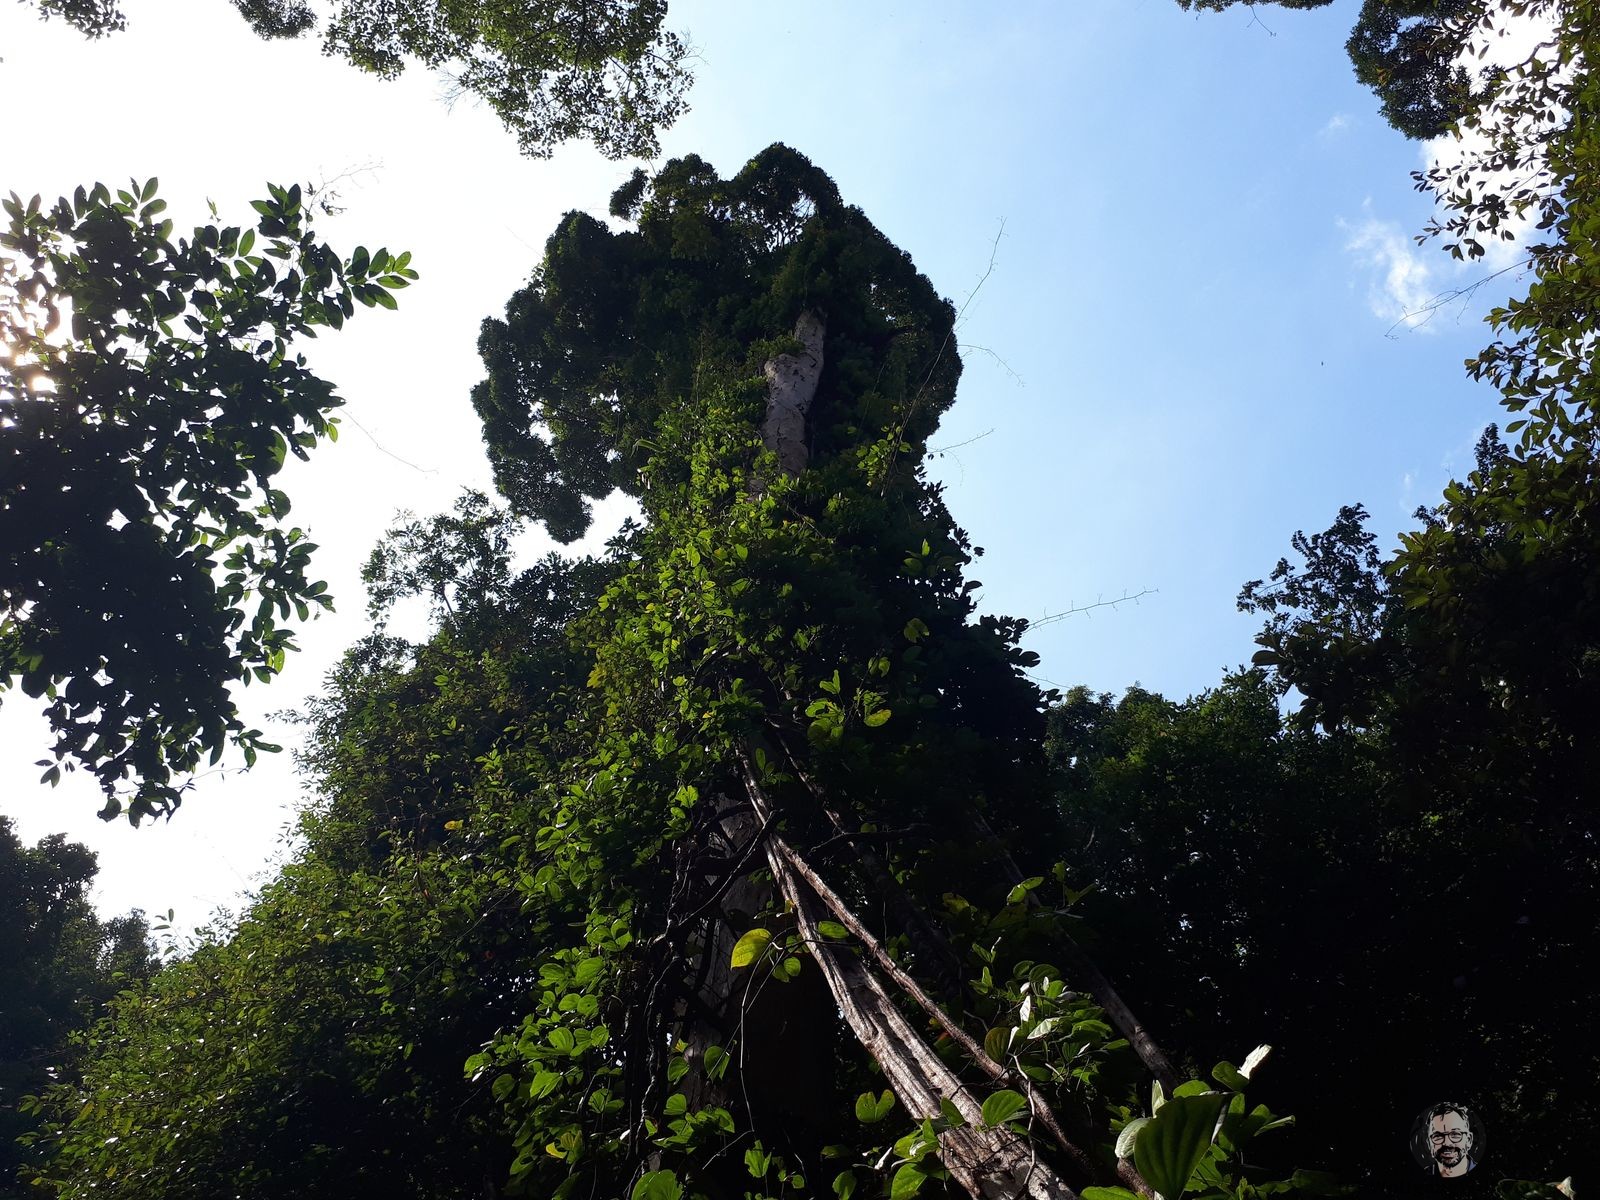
[0,0,1515,919]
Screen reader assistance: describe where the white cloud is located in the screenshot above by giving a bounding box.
[1320,113,1350,137]
[1340,209,1441,331]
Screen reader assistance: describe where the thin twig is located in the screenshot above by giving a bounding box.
[1031,588,1158,629]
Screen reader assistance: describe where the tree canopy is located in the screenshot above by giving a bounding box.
[472,144,961,541]
[17,0,691,160]
[230,0,691,159]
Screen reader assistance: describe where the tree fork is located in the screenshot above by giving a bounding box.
[762,837,1080,1197]
[756,724,1152,1193]
[733,749,1097,1200]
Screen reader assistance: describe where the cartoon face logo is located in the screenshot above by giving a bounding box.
[1411,1101,1484,1177]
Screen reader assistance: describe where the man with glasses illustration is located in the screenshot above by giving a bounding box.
[1424,1102,1476,1177]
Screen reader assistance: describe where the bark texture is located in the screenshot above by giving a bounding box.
[738,766,1081,1200]
[761,311,825,475]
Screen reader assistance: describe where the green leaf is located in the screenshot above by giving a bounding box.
[1289,1170,1352,1195]
[1115,1116,1151,1159]
[1005,876,1043,904]
[891,1163,927,1200]
[703,1043,728,1080]
[983,1026,1010,1062]
[980,1089,1027,1127]
[632,1170,684,1200]
[1133,1092,1227,1200]
[730,927,771,968]
[1082,1190,1140,1200]
[833,1170,858,1200]
[854,1089,895,1124]
[863,708,892,727]
[1211,1061,1249,1091]
[817,920,850,940]
[530,1069,561,1098]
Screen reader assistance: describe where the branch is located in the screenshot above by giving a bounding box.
[1030,589,1158,629]
[735,747,1123,1197]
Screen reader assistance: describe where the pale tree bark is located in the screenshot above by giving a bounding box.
[734,758,1083,1200]
[761,310,825,476]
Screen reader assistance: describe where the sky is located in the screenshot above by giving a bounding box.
[0,0,1517,924]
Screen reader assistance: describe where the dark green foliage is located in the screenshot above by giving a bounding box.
[26,848,531,1200]
[0,818,154,1199]
[25,533,613,1200]
[16,0,125,37]
[1346,0,1486,139]
[473,145,962,541]
[229,0,314,39]
[1430,0,1600,465]
[1053,434,1599,1185]
[229,0,691,159]
[0,182,413,822]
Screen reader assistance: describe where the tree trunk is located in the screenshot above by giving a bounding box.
[755,799,1081,1200]
[761,310,825,476]
[675,306,1086,1199]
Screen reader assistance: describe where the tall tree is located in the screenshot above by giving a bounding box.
[35,148,1327,1200]
[0,181,413,822]
[461,146,1320,1200]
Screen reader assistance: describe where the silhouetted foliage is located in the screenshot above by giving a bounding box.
[1056,429,1598,1187]
[16,0,124,37]
[229,0,691,159]
[0,817,154,1198]
[0,182,412,821]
